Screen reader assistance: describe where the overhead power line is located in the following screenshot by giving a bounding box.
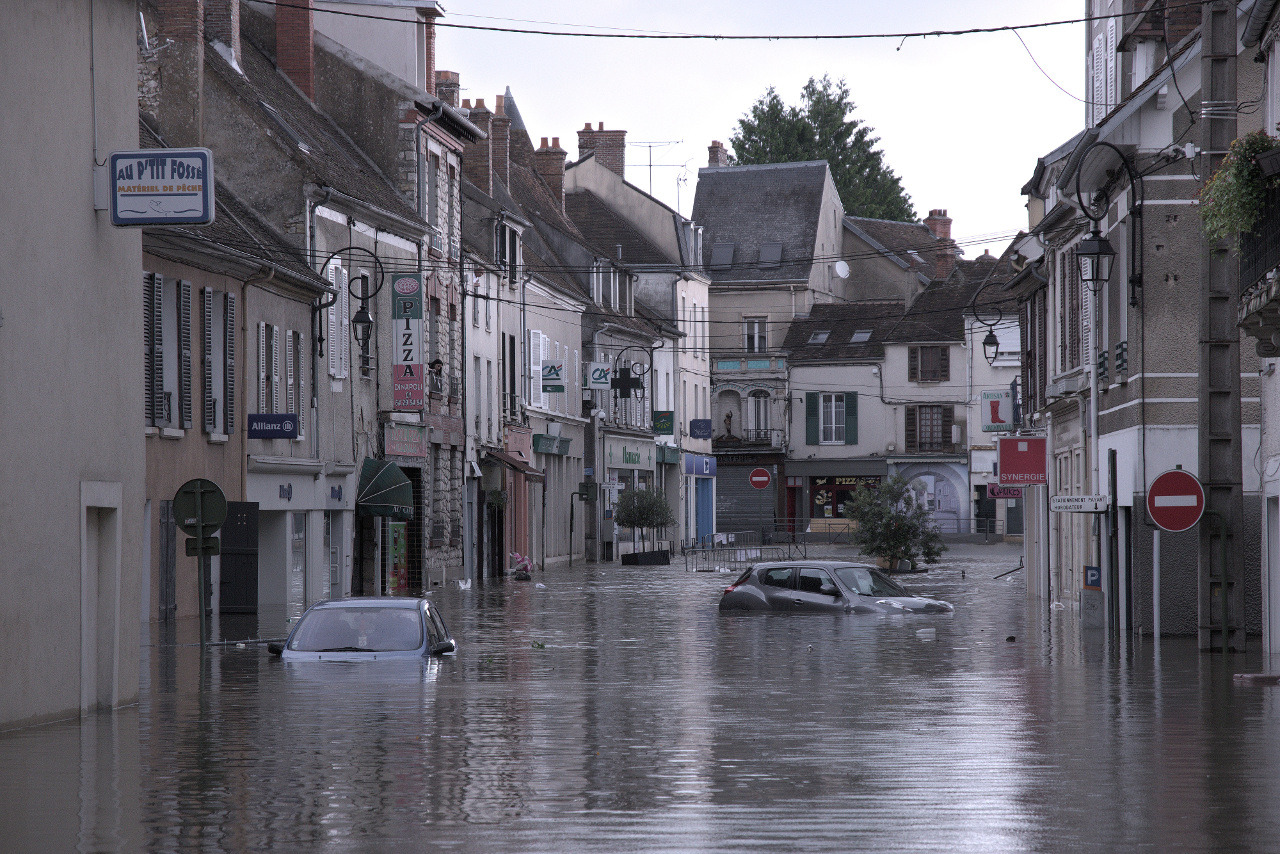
[259,0,1198,42]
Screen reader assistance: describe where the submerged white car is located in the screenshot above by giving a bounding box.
[269,596,456,661]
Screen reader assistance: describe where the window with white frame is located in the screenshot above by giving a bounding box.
[820,393,845,444]
[744,317,767,353]
[749,390,770,438]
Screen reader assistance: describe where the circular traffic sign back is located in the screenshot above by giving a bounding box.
[1147,469,1204,532]
[749,468,771,489]
[173,478,228,537]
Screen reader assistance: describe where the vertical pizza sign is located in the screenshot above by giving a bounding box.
[391,274,424,410]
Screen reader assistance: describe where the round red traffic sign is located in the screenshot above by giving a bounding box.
[749,468,771,489]
[1147,469,1205,532]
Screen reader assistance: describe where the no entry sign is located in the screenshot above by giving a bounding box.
[749,468,771,489]
[1147,469,1205,532]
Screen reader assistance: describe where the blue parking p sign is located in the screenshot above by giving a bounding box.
[1083,565,1102,591]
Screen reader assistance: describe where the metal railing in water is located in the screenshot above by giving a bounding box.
[683,545,789,574]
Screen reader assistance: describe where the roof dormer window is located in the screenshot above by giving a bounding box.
[850,329,872,344]
[758,242,783,268]
[808,331,830,344]
[710,242,734,270]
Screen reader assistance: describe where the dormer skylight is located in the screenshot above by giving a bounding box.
[758,242,783,268]
[808,330,830,344]
[850,329,872,343]
[710,242,734,270]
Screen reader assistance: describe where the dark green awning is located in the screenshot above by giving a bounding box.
[356,458,414,520]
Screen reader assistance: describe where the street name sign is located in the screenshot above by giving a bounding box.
[1147,469,1205,532]
[1050,495,1109,513]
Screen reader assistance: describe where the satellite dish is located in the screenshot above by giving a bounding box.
[834,260,850,279]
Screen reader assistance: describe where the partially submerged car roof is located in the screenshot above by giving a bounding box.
[310,596,431,609]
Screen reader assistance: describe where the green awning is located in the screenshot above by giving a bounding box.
[356,458,414,520]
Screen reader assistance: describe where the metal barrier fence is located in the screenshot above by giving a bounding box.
[684,545,789,574]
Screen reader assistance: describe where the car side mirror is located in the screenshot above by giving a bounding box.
[819,583,840,598]
[267,642,284,656]
[430,639,456,656]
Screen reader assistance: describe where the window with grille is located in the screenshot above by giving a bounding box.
[905,404,954,452]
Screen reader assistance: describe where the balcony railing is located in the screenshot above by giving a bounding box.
[1241,184,1280,295]
[714,427,783,448]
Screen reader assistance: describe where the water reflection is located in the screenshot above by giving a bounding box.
[5,543,1280,852]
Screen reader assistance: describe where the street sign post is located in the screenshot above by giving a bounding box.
[1050,495,1109,513]
[1147,469,1205,532]
[173,478,227,646]
[749,468,771,489]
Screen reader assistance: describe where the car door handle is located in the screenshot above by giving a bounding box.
[793,598,803,604]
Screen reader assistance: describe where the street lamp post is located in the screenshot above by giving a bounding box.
[1073,140,1144,304]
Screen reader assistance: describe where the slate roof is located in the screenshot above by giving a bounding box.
[783,241,1018,362]
[844,215,945,278]
[691,161,830,284]
[217,18,425,229]
[140,119,327,290]
[564,189,673,267]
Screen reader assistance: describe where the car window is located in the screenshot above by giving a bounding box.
[760,567,793,588]
[867,570,908,596]
[797,567,837,595]
[289,607,423,652]
[425,604,450,645]
[835,566,909,596]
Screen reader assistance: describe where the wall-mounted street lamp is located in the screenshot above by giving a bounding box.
[315,246,385,378]
[981,329,1001,366]
[1073,139,1143,305]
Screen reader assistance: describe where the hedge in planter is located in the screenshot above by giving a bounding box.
[614,488,676,562]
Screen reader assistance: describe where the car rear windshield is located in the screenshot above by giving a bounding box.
[833,566,908,597]
[288,607,424,652]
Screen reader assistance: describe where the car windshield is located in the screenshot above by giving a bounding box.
[288,606,424,652]
[833,566,909,597]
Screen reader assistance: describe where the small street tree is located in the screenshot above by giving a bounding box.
[842,475,945,571]
[614,488,677,553]
[730,75,915,222]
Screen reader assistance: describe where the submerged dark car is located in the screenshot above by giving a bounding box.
[270,596,457,661]
[719,560,953,614]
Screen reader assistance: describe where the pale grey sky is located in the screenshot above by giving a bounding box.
[437,2,1085,257]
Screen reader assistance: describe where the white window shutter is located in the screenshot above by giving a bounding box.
[540,333,550,409]
[1106,19,1117,113]
[339,267,351,379]
[271,325,281,413]
[223,293,236,434]
[327,264,339,378]
[257,321,267,412]
[294,330,305,439]
[201,287,216,433]
[528,329,542,409]
[1092,33,1105,124]
[286,329,296,414]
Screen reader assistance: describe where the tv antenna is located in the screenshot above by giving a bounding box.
[629,140,682,194]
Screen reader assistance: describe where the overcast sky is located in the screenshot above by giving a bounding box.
[436,1,1084,258]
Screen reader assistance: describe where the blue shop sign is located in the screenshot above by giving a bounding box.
[690,419,712,439]
[248,413,299,439]
[683,454,717,477]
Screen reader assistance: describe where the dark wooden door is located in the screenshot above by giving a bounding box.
[219,501,259,614]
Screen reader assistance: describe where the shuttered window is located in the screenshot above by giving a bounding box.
[223,293,236,433]
[908,345,949,382]
[178,280,193,429]
[806,391,857,445]
[202,287,217,432]
[199,286,235,436]
[257,321,268,412]
[144,273,163,426]
[271,324,281,413]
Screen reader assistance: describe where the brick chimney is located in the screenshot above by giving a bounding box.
[204,0,240,68]
[435,70,460,108]
[462,99,493,196]
[534,137,568,212]
[924,209,956,280]
[708,140,729,168]
[276,0,314,99]
[491,95,511,190]
[155,0,205,146]
[422,9,438,96]
[578,121,626,177]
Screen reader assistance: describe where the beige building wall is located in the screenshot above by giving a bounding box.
[0,0,145,727]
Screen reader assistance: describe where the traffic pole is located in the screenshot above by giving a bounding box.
[1153,528,1161,642]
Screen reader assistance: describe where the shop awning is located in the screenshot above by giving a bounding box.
[483,450,545,481]
[355,458,414,520]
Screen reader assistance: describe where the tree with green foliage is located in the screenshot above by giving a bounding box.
[842,475,945,571]
[730,75,915,222]
[614,488,678,552]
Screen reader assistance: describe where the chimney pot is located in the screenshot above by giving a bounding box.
[276,0,315,100]
[475,98,486,110]
[598,121,604,131]
[461,98,471,109]
[540,137,549,149]
[708,139,730,168]
[552,137,560,148]
[495,94,505,116]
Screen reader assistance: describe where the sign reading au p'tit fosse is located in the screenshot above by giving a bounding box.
[110,148,214,226]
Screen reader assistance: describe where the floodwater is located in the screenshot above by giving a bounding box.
[5,542,1280,853]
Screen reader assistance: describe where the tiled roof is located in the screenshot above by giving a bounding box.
[140,120,326,289]
[782,301,904,361]
[215,26,423,228]
[564,189,673,267]
[844,215,944,277]
[691,161,830,284]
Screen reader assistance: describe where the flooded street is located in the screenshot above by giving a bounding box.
[6,542,1280,852]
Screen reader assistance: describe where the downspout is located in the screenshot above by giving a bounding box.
[308,187,334,462]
